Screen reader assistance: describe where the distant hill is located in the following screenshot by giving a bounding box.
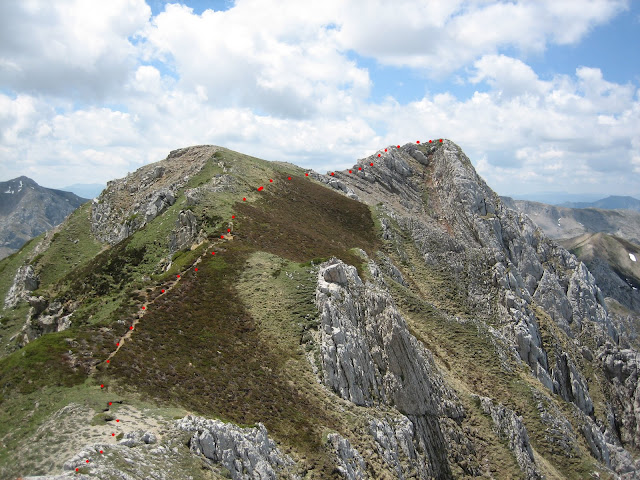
[559,195,640,212]
[505,192,605,205]
[60,182,106,199]
[0,176,89,260]
[501,196,640,244]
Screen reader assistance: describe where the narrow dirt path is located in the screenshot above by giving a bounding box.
[91,239,226,374]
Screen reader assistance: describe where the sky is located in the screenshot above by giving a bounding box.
[1,0,639,199]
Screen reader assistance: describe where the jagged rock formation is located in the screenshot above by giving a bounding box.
[169,209,202,254]
[186,173,236,206]
[316,257,466,478]
[326,433,367,480]
[329,140,640,478]
[599,344,640,450]
[476,395,541,479]
[17,297,73,346]
[4,264,39,308]
[0,176,89,260]
[368,415,425,479]
[177,416,299,479]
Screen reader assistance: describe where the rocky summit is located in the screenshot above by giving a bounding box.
[1,141,639,479]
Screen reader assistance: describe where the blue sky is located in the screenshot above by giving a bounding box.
[1,0,639,200]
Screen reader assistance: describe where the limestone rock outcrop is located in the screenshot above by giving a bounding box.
[316,257,464,478]
[369,415,428,479]
[476,395,541,479]
[599,344,640,450]
[168,209,201,254]
[327,140,639,475]
[177,415,299,479]
[18,298,73,346]
[326,433,367,480]
[4,264,39,309]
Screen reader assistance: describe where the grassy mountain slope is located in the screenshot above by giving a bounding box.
[0,145,636,478]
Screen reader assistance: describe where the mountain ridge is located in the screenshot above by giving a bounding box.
[1,141,639,479]
[559,195,640,212]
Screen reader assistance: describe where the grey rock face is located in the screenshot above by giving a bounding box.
[404,144,430,166]
[118,429,158,448]
[144,188,175,223]
[24,475,86,480]
[369,415,426,479]
[309,172,360,200]
[316,257,463,478]
[4,264,39,309]
[177,415,299,480]
[377,252,407,286]
[568,262,618,340]
[316,258,460,417]
[533,270,572,331]
[326,433,367,480]
[533,389,581,458]
[578,407,640,478]
[59,434,198,480]
[330,140,639,472]
[168,209,200,254]
[599,344,640,450]
[476,395,541,479]
[16,297,73,346]
[552,352,594,416]
[185,173,236,206]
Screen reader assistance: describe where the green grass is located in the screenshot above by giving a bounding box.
[32,202,103,292]
[0,330,86,397]
[0,145,620,478]
[0,303,32,357]
[102,174,382,477]
[234,171,380,271]
[106,242,341,477]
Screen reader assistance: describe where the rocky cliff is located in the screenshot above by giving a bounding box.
[1,141,639,479]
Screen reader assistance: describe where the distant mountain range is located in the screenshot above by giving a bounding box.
[504,192,640,209]
[558,195,640,212]
[501,196,640,244]
[0,176,89,260]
